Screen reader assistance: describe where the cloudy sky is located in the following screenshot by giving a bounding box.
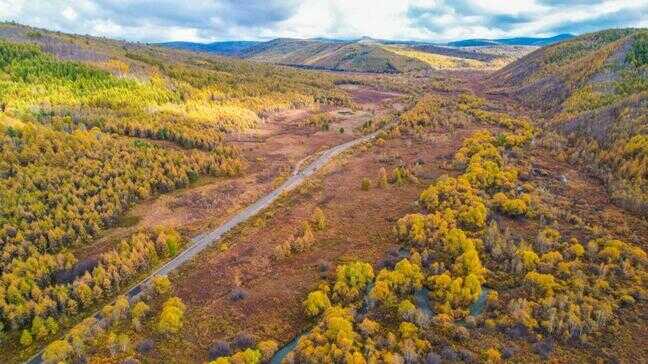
[1,0,646,43]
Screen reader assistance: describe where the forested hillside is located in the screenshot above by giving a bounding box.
[0,23,352,361]
[230,37,532,73]
[491,29,648,214]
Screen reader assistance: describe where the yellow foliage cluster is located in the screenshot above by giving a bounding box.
[210,343,278,364]
[304,112,334,130]
[396,210,456,247]
[383,46,491,70]
[370,259,424,305]
[402,115,536,317]
[292,302,432,363]
[399,94,470,132]
[41,290,179,362]
[399,94,442,127]
[427,227,486,314]
[457,93,535,147]
[272,221,317,259]
[332,262,375,303]
[0,228,182,336]
[492,192,530,216]
[419,176,488,229]
[304,290,331,317]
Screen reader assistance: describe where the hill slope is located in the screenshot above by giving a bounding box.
[490,28,648,212]
[0,22,355,362]
[160,37,536,73]
[242,38,537,73]
[240,38,432,73]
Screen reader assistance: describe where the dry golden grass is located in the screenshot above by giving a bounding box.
[382,46,503,70]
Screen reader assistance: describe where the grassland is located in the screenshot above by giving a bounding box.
[383,46,503,70]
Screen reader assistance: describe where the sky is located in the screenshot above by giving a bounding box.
[0,0,647,43]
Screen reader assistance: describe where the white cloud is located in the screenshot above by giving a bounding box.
[0,0,645,42]
[62,6,78,21]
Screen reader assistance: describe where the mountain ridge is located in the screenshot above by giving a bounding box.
[156,35,564,73]
[156,34,574,55]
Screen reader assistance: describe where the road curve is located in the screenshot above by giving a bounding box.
[25,129,383,364]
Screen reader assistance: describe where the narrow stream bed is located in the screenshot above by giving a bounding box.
[270,245,490,364]
[270,334,304,364]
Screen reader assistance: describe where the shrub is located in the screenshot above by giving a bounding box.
[361,177,371,191]
[131,301,150,331]
[525,271,560,296]
[398,299,417,320]
[419,175,487,229]
[45,317,59,335]
[372,259,424,305]
[157,297,186,335]
[312,208,326,230]
[535,228,560,253]
[291,222,316,253]
[31,316,48,340]
[484,348,501,363]
[229,287,249,302]
[257,340,279,362]
[272,241,291,260]
[305,113,332,130]
[232,332,256,350]
[43,339,73,364]
[208,340,232,360]
[568,242,585,258]
[627,31,648,67]
[378,167,388,188]
[230,348,262,364]
[492,192,530,216]
[621,294,636,305]
[333,261,375,302]
[136,339,154,354]
[153,275,172,296]
[20,329,33,347]
[304,290,331,317]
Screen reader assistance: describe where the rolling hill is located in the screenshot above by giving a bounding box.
[240,38,434,73]
[490,28,648,213]
[158,36,542,73]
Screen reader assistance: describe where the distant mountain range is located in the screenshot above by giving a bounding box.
[155,34,574,73]
[157,40,261,56]
[157,34,574,56]
[446,34,574,47]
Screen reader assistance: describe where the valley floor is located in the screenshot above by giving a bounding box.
[20,71,648,364]
[141,71,648,364]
